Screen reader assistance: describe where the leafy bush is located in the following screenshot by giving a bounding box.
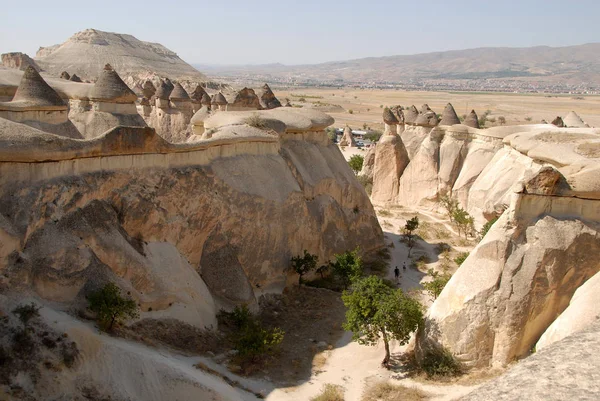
[422,347,463,378]
[480,216,499,239]
[421,269,452,300]
[87,283,139,331]
[348,155,364,174]
[223,306,284,361]
[454,252,470,266]
[291,250,318,285]
[348,109,354,114]
[362,381,429,401]
[12,303,41,326]
[364,130,382,142]
[311,384,345,401]
[331,248,363,289]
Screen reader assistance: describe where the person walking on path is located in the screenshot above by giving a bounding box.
[403,262,406,271]
[394,266,400,283]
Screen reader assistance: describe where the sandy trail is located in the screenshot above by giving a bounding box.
[258,207,479,400]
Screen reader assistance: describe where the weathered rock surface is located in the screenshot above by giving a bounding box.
[339,126,357,147]
[461,320,600,401]
[419,195,600,368]
[371,134,409,203]
[0,109,383,329]
[359,144,376,179]
[35,29,206,81]
[536,269,600,350]
[1,52,40,71]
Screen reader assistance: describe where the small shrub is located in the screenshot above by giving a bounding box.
[421,269,451,300]
[454,252,469,266]
[12,329,36,357]
[244,113,266,129]
[378,209,393,218]
[348,109,354,114]
[12,303,41,326]
[498,116,506,125]
[234,322,284,360]
[362,381,429,401]
[312,383,345,401]
[422,347,463,378]
[348,155,364,174]
[480,216,499,239]
[525,116,532,122]
[223,305,253,329]
[61,342,79,368]
[331,248,363,289]
[291,250,318,285]
[87,283,139,331]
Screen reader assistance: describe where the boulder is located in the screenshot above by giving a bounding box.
[551,116,564,127]
[60,71,71,80]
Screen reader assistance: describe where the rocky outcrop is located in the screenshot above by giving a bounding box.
[563,110,589,128]
[259,83,281,109]
[461,319,600,401]
[60,71,70,80]
[371,134,409,203]
[439,103,461,126]
[34,28,206,82]
[0,108,383,330]
[360,145,376,179]
[463,110,479,128]
[1,52,40,71]
[227,87,261,111]
[551,116,564,127]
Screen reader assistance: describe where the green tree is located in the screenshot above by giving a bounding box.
[421,269,452,300]
[290,250,318,285]
[364,130,382,142]
[87,283,139,331]
[326,127,337,143]
[342,276,423,366]
[453,252,469,266]
[439,195,458,223]
[452,207,475,239]
[480,216,499,240]
[316,263,330,279]
[331,248,363,289]
[348,155,364,175]
[404,216,419,257]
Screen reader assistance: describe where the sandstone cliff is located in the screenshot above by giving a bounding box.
[0,109,383,329]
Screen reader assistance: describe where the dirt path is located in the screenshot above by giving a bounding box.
[258,207,480,400]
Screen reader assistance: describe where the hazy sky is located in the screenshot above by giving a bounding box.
[1,0,599,65]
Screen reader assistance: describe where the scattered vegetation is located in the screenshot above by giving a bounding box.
[244,113,267,129]
[524,116,532,122]
[291,250,319,285]
[357,175,373,195]
[220,306,284,363]
[312,383,345,401]
[331,248,364,290]
[422,347,463,378]
[348,109,354,114]
[452,207,475,239]
[87,282,139,331]
[498,116,506,125]
[326,127,338,143]
[342,275,423,366]
[378,209,393,218]
[480,215,499,239]
[362,381,429,401]
[12,303,41,326]
[422,269,452,300]
[364,130,382,142]
[348,154,364,174]
[404,216,420,257]
[454,252,470,266]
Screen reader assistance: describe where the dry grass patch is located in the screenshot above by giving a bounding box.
[362,381,429,401]
[312,384,345,401]
[244,113,267,129]
[378,209,394,218]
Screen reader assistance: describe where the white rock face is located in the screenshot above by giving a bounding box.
[536,270,600,350]
[371,134,409,203]
[419,194,600,368]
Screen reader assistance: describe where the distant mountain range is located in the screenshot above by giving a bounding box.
[196,43,600,87]
[35,29,206,82]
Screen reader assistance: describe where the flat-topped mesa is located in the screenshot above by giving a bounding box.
[439,103,461,126]
[259,83,282,109]
[60,71,71,80]
[89,64,138,113]
[563,111,590,128]
[463,109,480,128]
[404,105,419,125]
[227,88,261,111]
[552,116,565,127]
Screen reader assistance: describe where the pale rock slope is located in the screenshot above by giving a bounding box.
[35,29,206,81]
